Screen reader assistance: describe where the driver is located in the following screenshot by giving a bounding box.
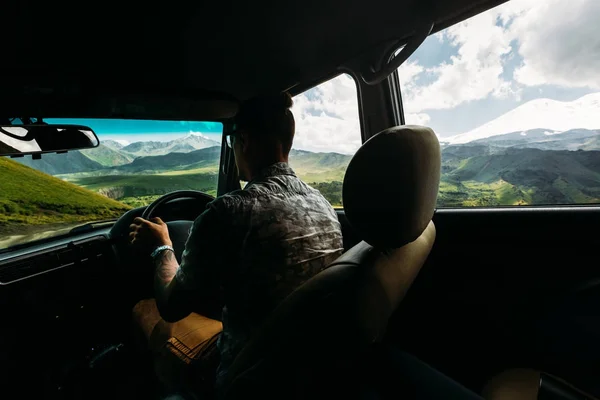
[129,92,344,396]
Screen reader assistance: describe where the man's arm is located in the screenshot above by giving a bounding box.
[153,247,188,322]
[130,203,229,323]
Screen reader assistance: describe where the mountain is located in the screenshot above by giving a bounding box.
[0,157,130,228]
[15,151,104,175]
[120,133,220,156]
[102,146,351,177]
[169,134,220,151]
[111,146,221,173]
[471,128,600,151]
[81,144,135,166]
[447,92,600,144]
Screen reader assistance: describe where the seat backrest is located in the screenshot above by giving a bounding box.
[223,125,441,399]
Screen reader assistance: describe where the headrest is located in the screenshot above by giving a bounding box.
[342,125,440,249]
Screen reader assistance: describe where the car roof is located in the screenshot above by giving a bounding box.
[4,0,506,120]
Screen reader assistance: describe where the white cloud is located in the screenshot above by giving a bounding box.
[292,74,361,154]
[399,0,599,117]
[400,8,516,114]
[404,113,431,125]
[506,0,600,89]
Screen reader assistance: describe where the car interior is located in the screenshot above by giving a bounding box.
[2,0,600,399]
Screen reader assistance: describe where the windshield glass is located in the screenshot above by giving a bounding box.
[0,119,223,249]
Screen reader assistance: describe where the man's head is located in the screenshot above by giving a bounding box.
[228,92,295,181]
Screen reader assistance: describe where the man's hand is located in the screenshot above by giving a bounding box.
[129,217,173,254]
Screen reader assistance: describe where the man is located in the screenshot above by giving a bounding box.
[130,92,344,394]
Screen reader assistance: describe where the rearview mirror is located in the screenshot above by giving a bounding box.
[0,124,99,157]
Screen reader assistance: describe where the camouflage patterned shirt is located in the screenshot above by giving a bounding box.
[174,162,344,388]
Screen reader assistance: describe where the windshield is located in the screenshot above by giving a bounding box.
[0,119,224,249]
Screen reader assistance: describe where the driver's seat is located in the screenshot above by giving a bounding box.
[221,125,441,399]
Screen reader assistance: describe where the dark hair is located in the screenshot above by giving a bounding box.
[234,92,295,153]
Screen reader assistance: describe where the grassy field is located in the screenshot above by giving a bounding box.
[0,158,131,228]
[72,172,219,203]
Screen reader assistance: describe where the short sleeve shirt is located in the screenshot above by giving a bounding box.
[174,162,344,388]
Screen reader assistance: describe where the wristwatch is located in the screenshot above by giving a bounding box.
[150,244,175,259]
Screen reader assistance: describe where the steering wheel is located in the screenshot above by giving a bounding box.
[140,190,215,263]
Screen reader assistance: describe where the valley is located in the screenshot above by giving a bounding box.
[30,131,600,210]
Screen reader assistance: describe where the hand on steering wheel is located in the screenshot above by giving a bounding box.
[125,190,215,263]
[129,216,173,255]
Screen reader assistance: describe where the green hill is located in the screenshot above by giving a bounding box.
[15,151,104,175]
[438,147,600,206]
[112,146,221,173]
[0,158,131,228]
[289,149,352,183]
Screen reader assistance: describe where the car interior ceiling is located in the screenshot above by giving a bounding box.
[3,0,508,119]
[3,0,600,399]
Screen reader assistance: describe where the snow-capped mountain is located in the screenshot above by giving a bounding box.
[113,139,130,147]
[447,92,600,144]
[169,132,220,151]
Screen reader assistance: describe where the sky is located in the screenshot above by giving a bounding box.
[35,0,600,155]
[291,0,600,153]
[44,118,224,145]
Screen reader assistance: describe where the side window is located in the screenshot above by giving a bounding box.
[290,74,361,207]
[398,0,600,207]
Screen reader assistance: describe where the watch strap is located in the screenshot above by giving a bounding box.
[150,244,175,259]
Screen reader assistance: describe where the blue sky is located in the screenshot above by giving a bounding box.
[45,118,223,144]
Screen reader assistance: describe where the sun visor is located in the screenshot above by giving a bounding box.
[0,82,239,121]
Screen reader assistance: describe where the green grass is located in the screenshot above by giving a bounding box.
[0,158,131,227]
[72,172,218,207]
[119,195,163,208]
[157,166,218,176]
[295,167,347,184]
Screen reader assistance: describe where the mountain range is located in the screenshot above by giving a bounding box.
[15,133,221,174]
[108,133,220,156]
[6,90,600,208]
[466,128,600,151]
[446,92,600,144]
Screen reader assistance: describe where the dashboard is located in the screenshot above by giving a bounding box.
[0,231,112,285]
[0,228,127,395]
[0,195,220,396]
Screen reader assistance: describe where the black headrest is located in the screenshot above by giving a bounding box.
[343,125,440,249]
